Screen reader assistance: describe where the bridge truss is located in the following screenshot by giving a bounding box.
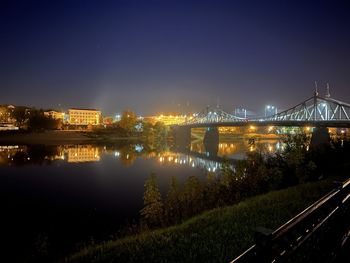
[183,92,350,126]
[267,94,350,121]
[185,106,246,125]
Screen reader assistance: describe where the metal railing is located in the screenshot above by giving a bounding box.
[231,178,350,263]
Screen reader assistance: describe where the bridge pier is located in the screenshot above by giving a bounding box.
[309,127,331,151]
[172,126,191,148]
[203,127,219,146]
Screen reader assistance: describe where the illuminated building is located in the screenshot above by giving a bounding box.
[68,108,102,125]
[144,114,189,126]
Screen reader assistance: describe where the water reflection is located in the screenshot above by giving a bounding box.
[66,145,100,163]
[0,139,284,171]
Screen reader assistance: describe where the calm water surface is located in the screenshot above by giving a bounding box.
[0,138,281,261]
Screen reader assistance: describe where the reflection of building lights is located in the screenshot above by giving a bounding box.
[249,146,254,152]
[268,126,274,132]
[341,130,345,134]
[126,154,129,159]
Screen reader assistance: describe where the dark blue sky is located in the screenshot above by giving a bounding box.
[1,0,350,115]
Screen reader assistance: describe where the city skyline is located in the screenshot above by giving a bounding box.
[1,0,350,115]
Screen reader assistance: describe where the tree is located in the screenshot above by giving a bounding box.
[182,176,204,218]
[142,121,155,142]
[140,173,164,228]
[220,159,234,188]
[10,106,28,128]
[282,132,310,184]
[153,121,169,140]
[118,110,137,134]
[28,110,60,130]
[164,176,182,225]
[204,172,221,209]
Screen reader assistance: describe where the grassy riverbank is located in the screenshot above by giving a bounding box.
[65,179,334,263]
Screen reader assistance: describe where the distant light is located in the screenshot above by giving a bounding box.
[135,144,143,153]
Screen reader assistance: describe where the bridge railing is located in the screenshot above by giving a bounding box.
[231,178,350,263]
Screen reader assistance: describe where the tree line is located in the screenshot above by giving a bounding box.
[140,133,350,230]
[10,107,61,130]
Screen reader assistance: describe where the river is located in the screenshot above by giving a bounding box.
[0,138,282,261]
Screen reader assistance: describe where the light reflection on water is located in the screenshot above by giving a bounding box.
[0,139,284,171]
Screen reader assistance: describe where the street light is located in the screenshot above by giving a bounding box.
[265,105,277,117]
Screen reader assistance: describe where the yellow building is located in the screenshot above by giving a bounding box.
[68,108,102,125]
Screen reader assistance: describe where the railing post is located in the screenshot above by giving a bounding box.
[254,227,273,262]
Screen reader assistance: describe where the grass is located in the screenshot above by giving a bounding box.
[65,180,334,263]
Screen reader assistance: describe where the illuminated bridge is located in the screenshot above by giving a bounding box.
[172,90,350,146]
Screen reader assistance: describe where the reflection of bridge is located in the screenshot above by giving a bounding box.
[173,91,350,146]
[160,148,236,173]
[172,146,237,164]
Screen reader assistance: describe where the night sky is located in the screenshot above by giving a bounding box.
[1,0,350,116]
